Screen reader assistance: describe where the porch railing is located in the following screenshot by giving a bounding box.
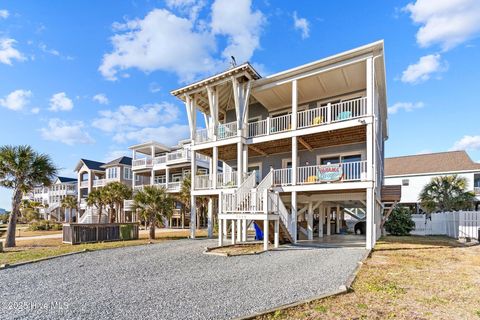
[80,181,89,188]
[194,174,211,190]
[273,160,368,186]
[216,171,238,188]
[331,97,367,122]
[153,155,167,165]
[132,158,153,168]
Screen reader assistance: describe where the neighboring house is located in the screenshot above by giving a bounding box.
[75,157,135,223]
[384,151,480,212]
[171,41,390,250]
[124,140,210,227]
[23,176,77,221]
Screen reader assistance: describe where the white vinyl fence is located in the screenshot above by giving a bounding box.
[411,211,480,239]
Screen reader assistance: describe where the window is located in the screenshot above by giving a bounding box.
[154,175,166,184]
[172,173,183,182]
[402,179,409,186]
[124,167,132,180]
[320,157,340,165]
[107,167,118,179]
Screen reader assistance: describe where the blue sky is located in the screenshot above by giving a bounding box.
[1,0,480,209]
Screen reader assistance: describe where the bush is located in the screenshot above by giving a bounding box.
[29,220,63,231]
[120,224,133,240]
[385,207,415,236]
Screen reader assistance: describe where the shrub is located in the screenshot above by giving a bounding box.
[120,224,133,240]
[385,207,415,236]
[29,220,63,231]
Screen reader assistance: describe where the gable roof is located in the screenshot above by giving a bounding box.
[56,176,77,183]
[75,159,105,172]
[101,156,132,168]
[385,151,480,176]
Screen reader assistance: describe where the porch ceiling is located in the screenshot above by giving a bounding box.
[197,125,366,161]
[252,61,366,110]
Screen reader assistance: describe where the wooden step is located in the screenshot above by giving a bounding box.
[254,219,293,244]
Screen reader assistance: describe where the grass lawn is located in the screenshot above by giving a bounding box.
[257,236,480,320]
[0,229,207,266]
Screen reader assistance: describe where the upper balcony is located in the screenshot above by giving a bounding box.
[132,152,209,171]
[193,97,367,145]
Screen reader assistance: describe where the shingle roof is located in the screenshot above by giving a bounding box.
[80,159,105,171]
[385,151,480,176]
[101,156,132,168]
[57,176,77,183]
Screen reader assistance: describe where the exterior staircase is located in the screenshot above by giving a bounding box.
[221,170,294,244]
[78,207,108,224]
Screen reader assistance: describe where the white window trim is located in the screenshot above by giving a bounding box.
[281,157,300,169]
[248,162,262,179]
[316,150,365,165]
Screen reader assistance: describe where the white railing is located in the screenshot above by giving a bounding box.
[167,150,188,162]
[273,168,292,186]
[331,97,367,122]
[167,181,181,192]
[195,174,211,190]
[297,105,328,128]
[80,181,89,188]
[216,171,238,188]
[194,128,211,144]
[297,161,367,185]
[474,187,480,195]
[124,200,133,211]
[221,172,257,212]
[153,155,167,165]
[132,158,153,168]
[247,119,268,138]
[270,114,291,134]
[254,171,274,210]
[216,121,237,140]
[93,179,105,187]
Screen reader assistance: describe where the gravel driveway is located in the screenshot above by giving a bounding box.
[0,239,366,320]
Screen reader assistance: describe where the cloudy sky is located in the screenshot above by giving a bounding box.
[1,0,480,209]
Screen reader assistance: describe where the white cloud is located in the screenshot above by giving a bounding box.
[0,9,9,19]
[99,9,216,82]
[166,0,206,20]
[92,102,180,133]
[39,43,60,56]
[293,11,310,39]
[31,107,40,114]
[40,119,94,145]
[388,101,425,114]
[113,124,190,145]
[404,0,480,50]
[0,38,25,65]
[0,89,32,111]
[100,0,265,82]
[49,92,73,111]
[401,54,446,83]
[149,82,162,93]
[211,0,265,63]
[92,93,109,105]
[451,135,480,151]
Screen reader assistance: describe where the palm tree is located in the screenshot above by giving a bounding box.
[86,189,106,224]
[179,174,191,228]
[419,175,475,213]
[61,196,78,223]
[132,186,174,239]
[178,174,209,229]
[0,145,57,247]
[103,182,132,223]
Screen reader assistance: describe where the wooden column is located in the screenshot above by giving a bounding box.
[231,219,236,244]
[336,204,341,234]
[218,218,223,246]
[212,146,218,189]
[274,220,279,248]
[291,79,298,130]
[319,205,324,238]
[237,142,243,186]
[263,219,269,251]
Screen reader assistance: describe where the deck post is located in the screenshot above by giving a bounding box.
[327,206,331,236]
[212,146,218,189]
[366,187,374,250]
[291,191,297,243]
[263,219,269,251]
[307,201,313,240]
[336,204,341,234]
[236,219,241,242]
[237,142,243,186]
[190,194,196,239]
[207,197,213,238]
[231,219,236,244]
[319,205,324,237]
[291,79,298,130]
[218,218,223,246]
[242,219,247,242]
[274,219,279,248]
